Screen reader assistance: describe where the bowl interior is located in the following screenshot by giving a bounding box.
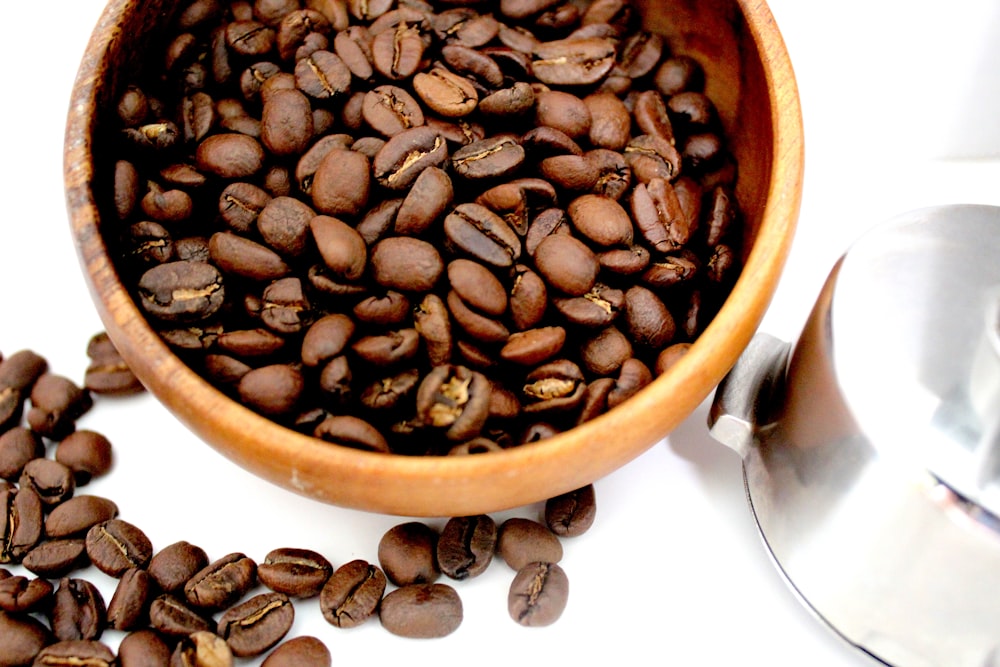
[65,0,802,516]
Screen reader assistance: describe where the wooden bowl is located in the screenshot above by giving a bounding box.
[65,0,803,516]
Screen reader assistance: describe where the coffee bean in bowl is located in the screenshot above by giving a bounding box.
[65,0,802,516]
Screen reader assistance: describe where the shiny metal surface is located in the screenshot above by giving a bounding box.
[710,205,1000,667]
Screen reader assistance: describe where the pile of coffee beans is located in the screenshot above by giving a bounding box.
[105,0,742,455]
[1,338,595,666]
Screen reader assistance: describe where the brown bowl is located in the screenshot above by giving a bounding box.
[64,0,803,517]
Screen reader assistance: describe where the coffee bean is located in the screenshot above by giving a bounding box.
[533,234,599,297]
[311,148,370,217]
[0,427,44,480]
[312,414,390,453]
[509,264,548,331]
[447,259,507,317]
[395,166,453,236]
[49,577,107,641]
[261,88,314,157]
[413,294,453,367]
[371,22,426,80]
[568,194,634,247]
[451,134,525,180]
[544,483,596,536]
[295,50,352,99]
[147,541,210,595]
[379,583,463,638]
[319,559,386,628]
[0,350,48,432]
[26,374,92,440]
[500,327,567,366]
[217,591,294,657]
[170,631,234,667]
[437,514,496,580]
[107,568,153,631]
[508,561,569,626]
[415,365,491,442]
[118,629,172,667]
[353,291,410,326]
[262,636,331,667]
[498,518,563,572]
[584,92,631,150]
[185,553,257,611]
[532,37,615,86]
[370,236,443,292]
[580,326,632,375]
[0,610,53,666]
[522,359,587,414]
[0,575,54,613]
[0,486,43,564]
[258,547,333,598]
[377,522,440,586]
[22,539,89,579]
[443,203,521,268]
[54,430,113,485]
[413,66,479,118]
[149,594,214,637]
[373,126,449,190]
[196,133,266,179]
[83,333,143,396]
[138,261,225,323]
[86,519,153,577]
[552,283,624,328]
[33,640,116,667]
[310,215,367,282]
[45,496,119,539]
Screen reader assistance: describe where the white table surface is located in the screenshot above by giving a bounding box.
[4,1,1000,664]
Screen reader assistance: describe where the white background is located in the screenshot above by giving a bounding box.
[3,1,1000,665]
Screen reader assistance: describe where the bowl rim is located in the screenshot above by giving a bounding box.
[63,0,803,516]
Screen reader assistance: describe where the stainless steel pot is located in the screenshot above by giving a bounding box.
[709,204,1000,667]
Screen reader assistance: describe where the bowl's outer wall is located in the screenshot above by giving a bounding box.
[65,0,803,516]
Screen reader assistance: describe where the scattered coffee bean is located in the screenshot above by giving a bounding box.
[544,484,597,537]
[0,610,53,666]
[497,518,563,571]
[379,583,463,638]
[85,519,153,577]
[170,631,234,667]
[377,522,440,586]
[258,547,333,598]
[508,561,569,627]
[184,552,257,611]
[33,639,116,667]
[437,514,497,580]
[319,559,386,629]
[217,591,294,657]
[262,636,331,667]
[49,577,107,641]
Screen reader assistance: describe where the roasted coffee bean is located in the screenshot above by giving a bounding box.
[310,216,367,282]
[371,21,426,80]
[185,553,257,611]
[413,66,479,118]
[373,126,449,190]
[125,221,173,268]
[370,236,443,292]
[533,234,599,297]
[434,9,498,47]
[395,166,453,236]
[508,561,569,627]
[260,277,312,334]
[118,629,172,667]
[447,291,509,344]
[0,487,43,563]
[598,243,651,275]
[568,194,633,247]
[313,414,389,452]
[26,374,92,440]
[261,88,314,157]
[217,591,293,657]
[209,232,289,283]
[497,518,563,571]
[476,178,558,236]
[415,365,491,442]
[443,203,521,268]
[500,327,566,366]
[295,50,352,99]
[378,522,440,586]
[257,196,316,258]
[33,640,116,667]
[258,547,333,598]
[107,568,153,631]
[580,326,632,375]
[626,133,681,184]
[642,253,699,289]
[361,85,423,138]
[49,577,107,641]
[0,575,54,613]
[334,26,374,79]
[0,350,47,431]
[195,133,266,179]
[451,134,524,180]
[261,636,331,667]
[311,148,370,217]
[301,314,355,368]
[522,359,587,414]
[351,328,420,366]
[655,341,691,374]
[353,291,410,325]
[214,328,287,359]
[86,519,153,577]
[138,261,225,323]
[544,483,596,536]
[535,90,591,139]
[441,44,504,88]
[437,514,496,580]
[0,609,53,666]
[584,92,631,150]
[148,540,210,595]
[509,264,548,331]
[0,427,44,480]
[447,259,507,317]
[624,285,675,348]
[607,357,653,408]
[379,583,463,638]
[552,283,624,328]
[319,559,386,628]
[413,294,453,367]
[83,332,143,396]
[149,594,214,637]
[655,54,704,96]
[532,37,615,86]
[54,430,113,485]
[521,125,584,159]
[45,496,119,539]
[171,631,234,667]
[22,539,89,579]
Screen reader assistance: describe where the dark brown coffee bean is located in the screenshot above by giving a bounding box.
[118,629,172,667]
[371,23,426,80]
[532,37,615,86]
[437,514,496,580]
[443,203,521,268]
[196,133,266,179]
[1,486,42,564]
[509,264,548,331]
[584,92,631,150]
[0,351,47,432]
[500,327,566,366]
[311,148,370,217]
[353,291,410,325]
[26,373,92,441]
[215,328,287,360]
[310,215,367,282]
[261,88,314,157]
[508,561,569,627]
[0,609,53,665]
[373,126,449,191]
[138,261,225,323]
[294,50,351,100]
[379,583,462,638]
[447,259,507,317]
[0,575,54,613]
[705,184,737,247]
[655,55,704,96]
[124,221,173,269]
[624,133,681,184]
[18,459,73,508]
[552,283,624,328]
[316,356,352,402]
[544,483,596,537]
[521,125,584,160]
[257,196,316,259]
[262,636,331,667]
[149,594,214,637]
[351,328,420,366]
[258,548,333,598]
[522,359,586,414]
[533,234,599,297]
[619,29,664,77]
[86,519,153,577]
[441,44,504,88]
[370,236,443,292]
[45,496,119,540]
[607,357,653,408]
[642,254,699,289]
[83,333,142,396]
[34,640,116,667]
[301,314,355,368]
[148,540,210,595]
[361,85,423,138]
[535,90,591,139]
[451,134,524,181]
[580,326,632,375]
[377,522,440,587]
[140,183,193,224]
[446,291,509,344]
[22,539,89,579]
[312,415,389,453]
[237,364,305,418]
[319,559,386,629]
[107,568,153,631]
[413,67,479,118]
[415,365,491,442]
[434,9,498,47]
[184,553,257,612]
[173,236,212,263]
[170,631,234,667]
[54,430,113,485]
[260,277,312,334]
[217,591,293,657]
[624,285,675,348]
[0,427,43,480]
[395,166,452,236]
[49,577,106,642]
[568,194,633,247]
[497,518,563,571]
[538,153,599,192]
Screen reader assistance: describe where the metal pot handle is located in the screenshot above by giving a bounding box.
[708,333,791,459]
